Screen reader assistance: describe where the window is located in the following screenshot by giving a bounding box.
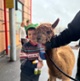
[17,1,23,23]
[16,1,23,33]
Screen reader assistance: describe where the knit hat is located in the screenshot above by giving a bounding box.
[26,23,39,32]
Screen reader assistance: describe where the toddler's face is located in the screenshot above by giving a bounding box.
[28,30,37,42]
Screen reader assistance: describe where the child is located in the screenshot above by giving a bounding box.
[20,27,43,81]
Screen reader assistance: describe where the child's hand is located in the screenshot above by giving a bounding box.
[37,61,43,69]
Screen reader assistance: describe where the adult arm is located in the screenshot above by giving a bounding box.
[46,11,80,49]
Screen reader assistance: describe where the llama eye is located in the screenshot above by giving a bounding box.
[47,31,51,34]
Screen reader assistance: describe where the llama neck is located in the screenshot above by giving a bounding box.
[46,48,59,60]
[52,48,59,60]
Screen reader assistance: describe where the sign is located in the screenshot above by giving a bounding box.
[6,0,14,8]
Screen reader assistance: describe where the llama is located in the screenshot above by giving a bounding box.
[36,19,75,81]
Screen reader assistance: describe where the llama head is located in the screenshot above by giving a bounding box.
[36,18,59,44]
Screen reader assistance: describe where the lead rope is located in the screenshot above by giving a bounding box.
[46,53,79,81]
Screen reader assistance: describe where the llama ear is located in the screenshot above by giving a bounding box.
[52,18,60,28]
